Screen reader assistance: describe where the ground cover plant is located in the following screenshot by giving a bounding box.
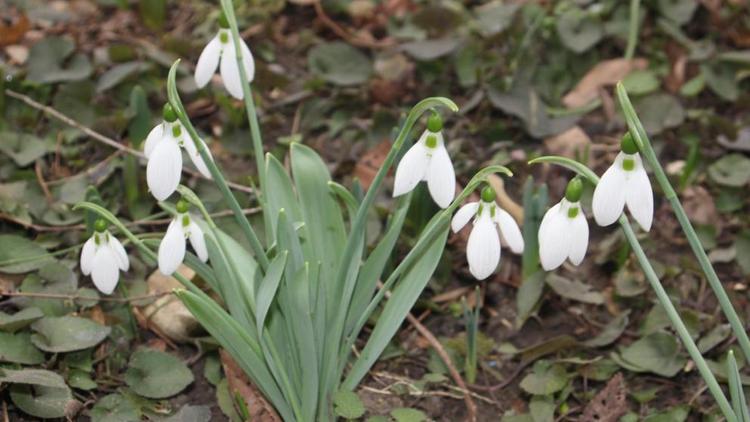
[1,0,750,420]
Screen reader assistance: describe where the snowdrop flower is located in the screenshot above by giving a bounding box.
[194,13,255,99]
[144,104,213,201]
[393,113,456,208]
[538,178,589,271]
[451,186,524,280]
[592,133,653,231]
[80,219,129,295]
[158,200,208,275]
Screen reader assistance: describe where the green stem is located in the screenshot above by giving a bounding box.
[339,165,512,388]
[620,217,736,421]
[616,83,750,364]
[525,159,736,420]
[219,0,266,193]
[166,61,269,272]
[624,0,640,60]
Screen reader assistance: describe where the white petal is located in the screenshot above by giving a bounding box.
[147,139,183,201]
[158,219,186,275]
[195,35,222,88]
[451,202,479,233]
[91,247,120,295]
[239,38,255,83]
[392,141,429,197]
[592,153,627,226]
[182,137,214,179]
[188,221,209,262]
[568,209,589,265]
[220,43,244,99]
[466,214,501,280]
[80,237,96,276]
[624,155,653,232]
[144,123,165,158]
[108,235,130,271]
[426,144,456,208]
[538,203,569,271]
[495,207,524,254]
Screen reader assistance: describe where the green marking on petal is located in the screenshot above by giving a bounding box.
[172,124,182,138]
[219,32,229,44]
[622,158,635,171]
[182,215,190,227]
[425,134,438,149]
[567,206,579,219]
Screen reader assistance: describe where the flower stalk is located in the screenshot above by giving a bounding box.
[528,156,736,420]
[616,83,750,364]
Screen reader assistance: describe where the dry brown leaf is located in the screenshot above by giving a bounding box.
[543,126,591,159]
[682,186,719,226]
[581,373,628,422]
[140,265,200,342]
[0,11,29,47]
[220,350,282,422]
[562,58,648,108]
[355,140,391,189]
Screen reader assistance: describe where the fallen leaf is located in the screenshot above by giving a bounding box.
[220,350,282,422]
[581,373,628,422]
[681,186,719,226]
[0,10,29,47]
[543,126,591,159]
[563,58,648,108]
[355,140,391,189]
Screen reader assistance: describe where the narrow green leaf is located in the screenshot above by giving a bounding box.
[256,251,288,335]
[727,351,749,422]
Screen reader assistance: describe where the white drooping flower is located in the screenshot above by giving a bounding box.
[144,104,213,201]
[194,15,255,100]
[80,221,129,295]
[538,179,589,271]
[592,134,653,231]
[393,113,456,208]
[451,186,524,280]
[158,202,208,275]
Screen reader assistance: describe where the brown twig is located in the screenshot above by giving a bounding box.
[0,207,260,233]
[1,290,171,303]
[377,282,478,422]
[312,0,396,50]
[35,159,54,204]
[4,88,254,194]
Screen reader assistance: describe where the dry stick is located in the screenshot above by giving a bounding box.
[1,290,172,303]
[0,206,259,233]
[312,0,396,50]
[377,282,478,422]
[4,89,254,195]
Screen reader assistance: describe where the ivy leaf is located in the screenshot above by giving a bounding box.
[31,316,111,353]
[124,348,194,399]
[333,390,366,419]
[556,7,604,53]
[27,37,92,84]
[308,41,373,86]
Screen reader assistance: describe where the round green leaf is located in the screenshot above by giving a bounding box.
[10,384,79,419]
[390,408,428,422]
[0,332,44,365]
[0,235,54,274]
[124,348,194,399]
[519,362,568,395]
[31,316,111,353]
[708,153,750,187]
[556,7,604,53]
[27,37,92,84]
[90,394,142,422]
[308,41,372,86]
[333,390,365,419]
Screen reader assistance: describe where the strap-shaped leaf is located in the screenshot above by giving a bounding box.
[727,351,749,421]
[175,290,293,421]
[343,218,449,389]
[255,251,288,335]
[264,153,303,243]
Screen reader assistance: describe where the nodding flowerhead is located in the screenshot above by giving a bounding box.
[393,112,456,208]
[451,185,524,280]
[158,199,209,275]
[144,104,214,201]
[194,12,255,99]
[592,133,653,231]
[80,219,129,295]
[538,178,589,271]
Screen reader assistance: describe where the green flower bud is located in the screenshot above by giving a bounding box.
[620,132,638,154]
[218,12,229,29]
[481,185,495,203]
[564,178,583,202]
[94,218,107,233]
[427,112,443,133]
[176,199,189,214]
[163,104,178,122]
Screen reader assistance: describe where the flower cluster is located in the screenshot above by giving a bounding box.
[537,133,653,271]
